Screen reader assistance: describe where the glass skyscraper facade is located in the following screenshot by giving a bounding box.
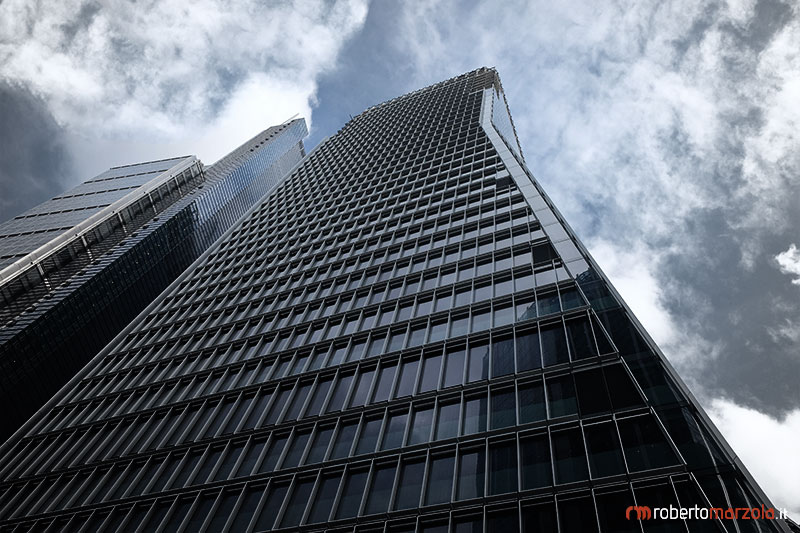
[0,119,307,441]
[0,69,791,532]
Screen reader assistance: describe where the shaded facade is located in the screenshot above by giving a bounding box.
[0,119,307,441]
[0,70,790,532]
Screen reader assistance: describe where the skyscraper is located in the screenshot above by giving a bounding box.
[0,69,790,532]
[0,119,307,441]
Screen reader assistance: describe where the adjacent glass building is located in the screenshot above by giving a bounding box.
[0,70,791,532]
[0,119,307,441]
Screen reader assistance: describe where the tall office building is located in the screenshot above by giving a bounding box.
[0,119,307,441]
[0,70,790,532]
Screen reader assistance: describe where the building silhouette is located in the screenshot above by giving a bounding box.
[0,119,307,441]
[0,69,790,532]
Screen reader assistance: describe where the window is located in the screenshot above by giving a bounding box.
[540,321,569,366]
[330,421,357,459]
[516,327,541,371]
[372,363,396,403]
[395,459,425,510]
[551,428,588,484]
[520,434,551,489]
[574,368,611,416]
[418,353,442,392]
[558,497,599,533]
[394,359,419,398]
[491,335,515,377]
[546,375,577,418]
[308,473,341,523]
[456,448,485,500]
[490,388,516,429]
[365,463,397,515]
[253,481,288,531]
[279,478,315,527]
[259,434,288,473]
[618,415,679,471]
[335,469,368,519]
[349,369,375,408]
[408,406,434,445]
[425,453,455,505]
[356,417,382,455]
[462,395,487,435]
[435,402,460,440]
[381,410,408,450]
[305,426,333,464]
[584,422,625,478]
[442,348,465,387]
[488,440,518,494]
[518,381,546,423]
[467,342,489,382]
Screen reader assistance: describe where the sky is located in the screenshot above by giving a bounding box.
[1,0,798,519]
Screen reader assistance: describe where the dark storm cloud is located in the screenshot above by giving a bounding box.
[0,82,75,224]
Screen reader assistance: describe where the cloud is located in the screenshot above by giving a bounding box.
[0,81,74,223]
[708,398,800,521]
[0,0,369,165]
[775,244,800,285]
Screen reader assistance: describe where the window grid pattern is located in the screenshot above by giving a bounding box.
[0,68,783,533]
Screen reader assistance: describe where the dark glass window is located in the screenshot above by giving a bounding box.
[330,421,358,459]
[462,395,487,435]
[565,316,597,360]
[395,359,419,398]
[355,417,382,455]
[490,388,516,429]
[558,496,599,533]
[335,469,368,519]
[326,373,353,413]
[308,473,341,523]
[280,478,315,527]
[435,402,460,440]
[487,508,519,533]
[491,335,515,377]
[552,428,589,484]
[518,381,546,423]
[284,382,312,421]
[456,448,485,500]
[253,482,288,531]
[259,434,287,473]
[584,422,626,478]
[425,454,455,505]
[488,440,518,494]
[236,437,267,478]
[467,342,489,382]
[349,369,375,408]
[408,406,434,445]
[381,411,408,450]
[521,433,552,489]
[516,327,542,371]
[372,362,396,403]
[305,377,332,417]
[537,291,561,315]
[305,426,333,464]
[595,491,639,533]
[365,462,397,515]
[522,501,557,531]
[618,415,679,471]
[442,348,465,387]
[546,374,577,418]
[229,485,263,531]
[603,364,644,410]
[418,354,442,392]
[540,321,569,366]
[574,367,611,416]
[395,459,425,510]
[282,430,310,468]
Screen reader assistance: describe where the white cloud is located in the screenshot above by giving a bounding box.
[0,0,369,165]
[587,239,678,347]
[707,398,800,521]
[775,244,800,285]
